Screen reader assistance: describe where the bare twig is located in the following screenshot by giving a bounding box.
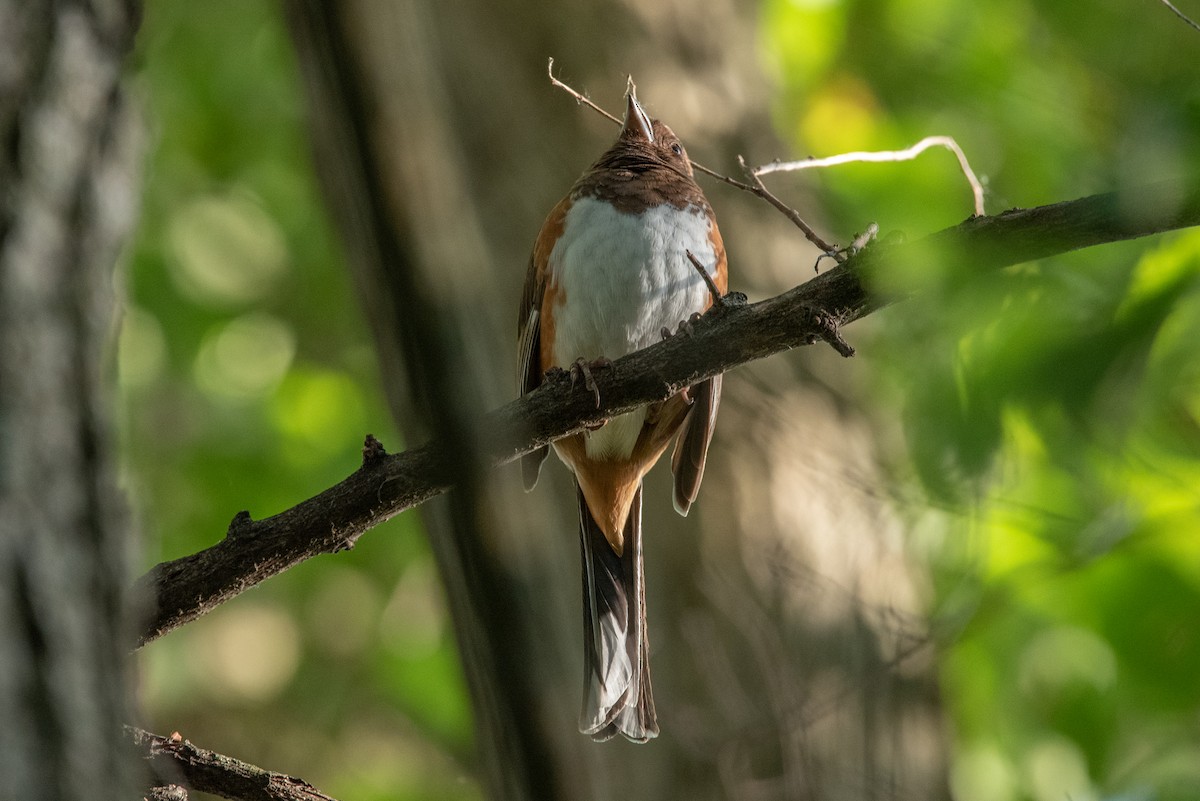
[753,135,987,217]
[688,160,760,193]
[129,727,340,801]
[547,57,621,125]
[132,178,1200,648]
[701,156,841,258]
[1158,0,1200,32]
[686,249,726,309]
[737,156,843,256]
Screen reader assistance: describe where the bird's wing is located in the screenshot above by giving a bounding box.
[517,195,573,490]
[671,217,727,514]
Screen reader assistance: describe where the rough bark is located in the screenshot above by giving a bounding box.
[0,1,142,800]
[130,728,340,801]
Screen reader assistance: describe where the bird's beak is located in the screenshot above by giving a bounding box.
[623,78,654,143]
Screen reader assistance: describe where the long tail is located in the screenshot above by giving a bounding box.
[576,482,658,742]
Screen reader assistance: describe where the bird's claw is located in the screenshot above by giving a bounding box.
[570,357,611,409]
[661,312,703,341]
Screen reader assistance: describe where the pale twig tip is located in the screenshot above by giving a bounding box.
[546,61,623,126]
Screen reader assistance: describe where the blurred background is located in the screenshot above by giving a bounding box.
[124,1,1200,800]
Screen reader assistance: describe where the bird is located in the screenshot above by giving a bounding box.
[517,81,727,742]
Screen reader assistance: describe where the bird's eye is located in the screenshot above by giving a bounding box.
[671,143,683,156]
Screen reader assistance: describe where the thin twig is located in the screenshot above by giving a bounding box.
[753,135,987,217]
[738,156,843,256]
[689,161,757,192]
[547,58,621,125]
[686,249,725,309]
[1158,0,1200,32]
[697,162,841,259]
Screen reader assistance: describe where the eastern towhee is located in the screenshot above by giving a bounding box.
[518,84,726,742]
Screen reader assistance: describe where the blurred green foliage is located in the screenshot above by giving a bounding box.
[122,0,1200,799]
[762,1,1200,800]
[123,3,477,799]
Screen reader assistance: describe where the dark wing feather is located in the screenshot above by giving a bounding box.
[671,375,722,516]
[517,253,549,490]
[517,197,573,490]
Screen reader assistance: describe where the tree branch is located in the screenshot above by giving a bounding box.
[129,727,340,801]
[133,177,1200,648]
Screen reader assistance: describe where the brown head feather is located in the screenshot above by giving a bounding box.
[572,119,709,214]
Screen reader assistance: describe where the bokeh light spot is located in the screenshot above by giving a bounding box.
[799,75,881,153]
[194,312,295,401]
[1018,625,1117,696]
[270,369,367,466]
[188,602,301,704]
[167,190,288,307]
[1024,737,1096,801]
[950,742,1017,801]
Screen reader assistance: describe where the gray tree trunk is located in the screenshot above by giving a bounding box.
[0,1,142,799]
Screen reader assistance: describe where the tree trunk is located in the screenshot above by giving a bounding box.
[0,1,142,799]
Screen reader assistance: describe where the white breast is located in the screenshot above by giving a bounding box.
[547,196,717,460]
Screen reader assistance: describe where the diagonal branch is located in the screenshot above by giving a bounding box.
[736,155,843,255]
[132,177,1200,648]
[129,727,340,801]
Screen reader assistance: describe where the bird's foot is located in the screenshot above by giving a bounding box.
[570,357,612,409]
[660,312,704,341]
